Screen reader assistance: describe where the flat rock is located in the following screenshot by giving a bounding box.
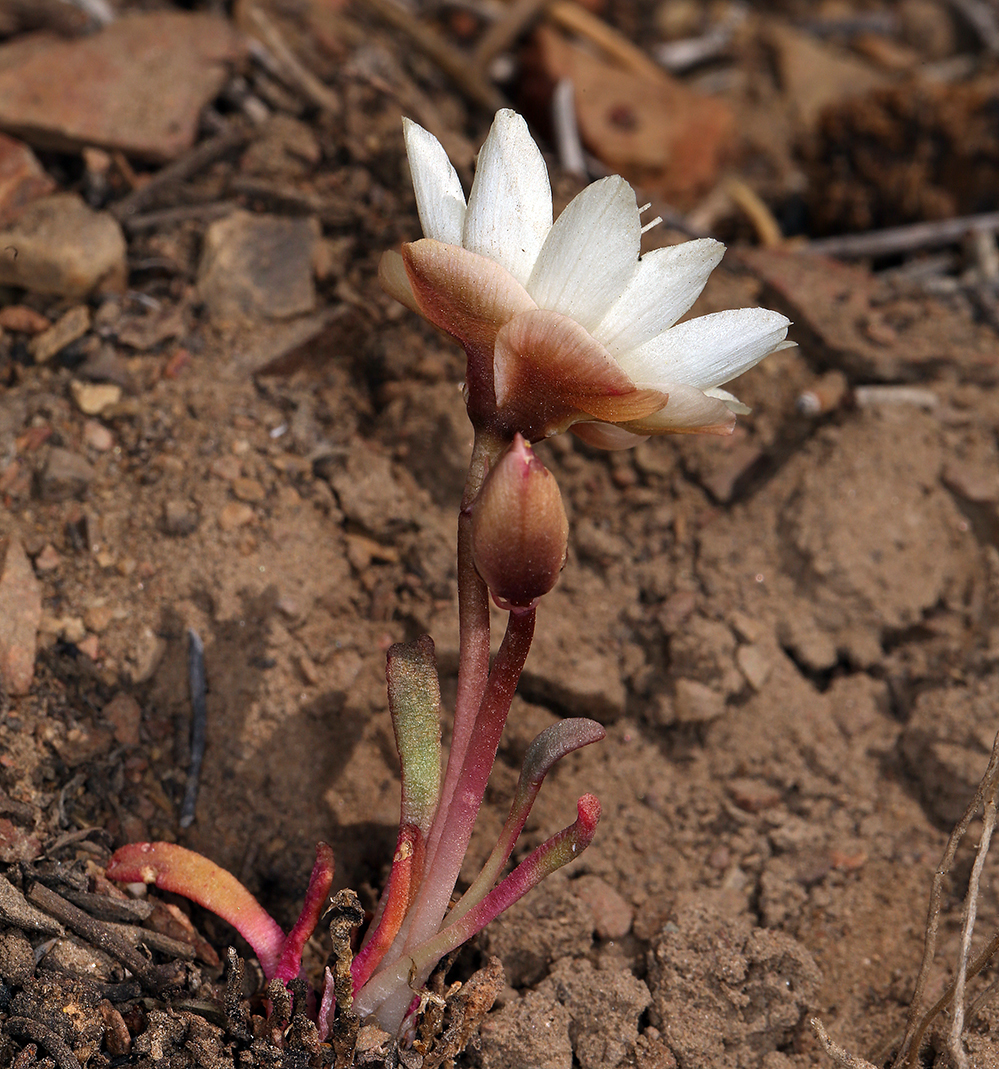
[37,446,94,501]
[0,538,42,695]
[198,210,319,326]
[0,13,245,162]
[0,193,125,297]
[0,131,54,225]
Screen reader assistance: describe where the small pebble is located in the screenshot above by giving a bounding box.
[218,501,254,530]
[71,380,122,416]
[42,937,119,982]
[102,692,141,748]
[0,305,49,334]
[83,603,114,633]
[83,419,114,451]
[76,634,100,660]
[297,653,319,686]
[33,543,61,572]
[573,874,634,940]
[728,777,783,813]
[671,678,725,724]
[163,499,199,536]
[210,455,241,481]
[61,617,87,644]
[232,476,265,502]
[736,644,772,692]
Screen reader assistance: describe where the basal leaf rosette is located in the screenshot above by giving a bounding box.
[379,109,793,446]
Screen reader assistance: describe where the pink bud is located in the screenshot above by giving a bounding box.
[472,435,568,610]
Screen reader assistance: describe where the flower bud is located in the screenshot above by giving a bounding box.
[472,435,569,611]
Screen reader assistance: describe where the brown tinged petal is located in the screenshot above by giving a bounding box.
[493,309,668,441]
[403,238,533,369]
[472,434,568,610]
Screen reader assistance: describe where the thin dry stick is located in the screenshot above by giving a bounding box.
[726,178,783,248]
[875,731,999,1068]
[812,1019,878,1069]
[547,0,668,83]
[892,924,999,1068]
[474,0,552,67]
[965,971,999,1023]
[245,2,342,113]
[111,124,248,221]
[807,211,999,259]
[949,787,997,1068]
[359,0,506,112]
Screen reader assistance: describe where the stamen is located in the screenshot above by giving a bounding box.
[640,216,663,235]
[638,202,652,215]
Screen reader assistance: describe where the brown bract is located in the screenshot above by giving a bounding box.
[471,435,569,609]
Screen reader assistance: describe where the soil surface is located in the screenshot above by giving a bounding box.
[3,2,999,1067]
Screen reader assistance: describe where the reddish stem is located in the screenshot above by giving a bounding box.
[356,794,600,1032]
[421,431,501,878]
[274,842,336,984]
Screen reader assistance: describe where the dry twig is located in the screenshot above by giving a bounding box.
[865,730,999,1068]
[807,211,999,259]
[947,0,999,53]
[359,0,506,112]
[547,0,667,83]
[111,125,249,222]
[726,178,783,248]
[244,1,342,113]
[949,783,997,1068]
[474,0,552,66]
[812,1019,878,1069]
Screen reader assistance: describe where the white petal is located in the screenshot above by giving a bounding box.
[378,249,420,314]
[593,238,724,356]
[462,110,552,287]
[527,175,641,332]
[570,422,649,450]
[403,118,466,245]
[704,386,751,415]
[618,307,790,390]
[625,382,735,435]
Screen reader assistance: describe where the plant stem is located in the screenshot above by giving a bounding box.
[420,428,505,880]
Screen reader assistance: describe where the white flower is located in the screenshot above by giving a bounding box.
[379,109,792,446]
